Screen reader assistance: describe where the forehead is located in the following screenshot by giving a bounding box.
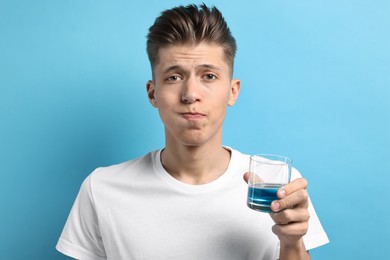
[155,43,229,72]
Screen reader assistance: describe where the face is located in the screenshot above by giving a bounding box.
[146,42,240,147]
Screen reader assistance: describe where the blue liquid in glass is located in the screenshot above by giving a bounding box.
[247,183,282,212]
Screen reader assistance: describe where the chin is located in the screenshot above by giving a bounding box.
[180,139,206,147]
[178,134,208,147]
[167,128,221,147]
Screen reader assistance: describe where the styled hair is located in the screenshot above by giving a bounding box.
[146,4,237,75]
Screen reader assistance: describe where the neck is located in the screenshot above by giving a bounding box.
[161,143,231,185]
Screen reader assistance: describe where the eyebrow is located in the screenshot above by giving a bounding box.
[160,65,181,76]
[196,64,223,71]
[160,64,223,76]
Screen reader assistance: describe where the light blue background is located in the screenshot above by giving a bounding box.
[1,0,389,259]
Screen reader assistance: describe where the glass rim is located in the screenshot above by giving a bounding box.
[250,154,293,164]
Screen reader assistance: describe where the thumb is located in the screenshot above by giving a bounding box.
[243,172,250,183]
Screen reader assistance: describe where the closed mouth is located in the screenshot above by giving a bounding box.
[180,112,206,119]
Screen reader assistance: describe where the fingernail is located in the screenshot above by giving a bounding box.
[279,189,286,198]
[272,201,280,211]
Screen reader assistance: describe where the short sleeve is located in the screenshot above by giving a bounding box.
[56,173,107,260]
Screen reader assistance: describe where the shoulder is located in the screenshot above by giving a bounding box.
[88,150,159,183]
[225,146,250,163]
[224,146,250,174]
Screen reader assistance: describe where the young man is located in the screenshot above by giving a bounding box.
[56,4,328,260]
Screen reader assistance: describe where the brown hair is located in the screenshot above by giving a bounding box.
[146,3,237,75]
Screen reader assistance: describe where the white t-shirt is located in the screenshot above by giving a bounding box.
[56,148,329,260]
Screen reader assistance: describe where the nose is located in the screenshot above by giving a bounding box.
[181,76,201,104]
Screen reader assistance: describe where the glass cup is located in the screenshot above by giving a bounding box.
[247,154,292,213]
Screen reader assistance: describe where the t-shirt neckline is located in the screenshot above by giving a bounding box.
[152,146,237,193]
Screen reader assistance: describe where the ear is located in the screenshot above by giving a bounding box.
[146,80,158,108]
[228,79,240,106]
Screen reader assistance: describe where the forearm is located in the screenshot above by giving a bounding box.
[279,239,310,260]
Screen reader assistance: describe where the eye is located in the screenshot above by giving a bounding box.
[203,74,217,81]
[166,75,182,81]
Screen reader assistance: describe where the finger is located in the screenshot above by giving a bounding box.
[277,178,308,199]
[271,189,309,212]
[270,208,310,225]
[243,172,249,183]
[272,221,309,238]
[243,172,264,184]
